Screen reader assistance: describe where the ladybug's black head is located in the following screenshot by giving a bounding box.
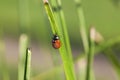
[53,35,59,40]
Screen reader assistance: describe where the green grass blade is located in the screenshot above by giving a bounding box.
[57,0,76,79]
[50,0,73,64]
[86,27,95,80]
[50,0,73,66]
[43,0,58,34]
[24,48,31,80]
[74,0,89,79]
[50,0,62,28]
[74,0,89,54]
[57,0,73,61]
[46,1,62,79]
[18,34,29,80]
[43,0,76,80]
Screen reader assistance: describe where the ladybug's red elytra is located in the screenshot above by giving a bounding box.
[52,35,61,49]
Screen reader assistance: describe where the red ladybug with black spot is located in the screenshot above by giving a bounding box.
[52,35,61,49]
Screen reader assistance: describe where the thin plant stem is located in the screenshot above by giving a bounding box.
[74,0,89,79]
[51,0,73,65]
[18,34,29,80]
[50,0,62,28]
[50,0,75,78]
[57,0,73,61]
[86,27,95,80]
[43,0,76,80]
[74,0,89,54]
[43,0,58,34]
[55,0,76,78]
[24,48,31,80]
[47,1,62,79]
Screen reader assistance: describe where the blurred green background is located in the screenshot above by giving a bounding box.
[0,0,120,40]
[0,0,120,80]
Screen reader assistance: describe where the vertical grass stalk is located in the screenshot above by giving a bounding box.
[50,0,62,28]
[44,0,61,80]
[18,34,29,80]
[74,0,89,79]
[24,48,31,80]
[54,0,75,78]
[57,0,73,61]
[74,0,89,54]
[47,1,62,79]
[50,0,73,67]
[43,0,58,34]
[43,0,76,80]
[86,27,95,80]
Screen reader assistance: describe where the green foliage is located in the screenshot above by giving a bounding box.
[0,0,120,80]
[18,34,29,80]
[43,0,76,80]
[24,48,31,80]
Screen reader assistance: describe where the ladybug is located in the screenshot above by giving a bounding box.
[52,35,61,49]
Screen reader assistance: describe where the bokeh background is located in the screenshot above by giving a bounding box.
[0,0,120,80]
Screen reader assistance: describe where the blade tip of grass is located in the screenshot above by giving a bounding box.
[43,0,48,4]
[27,48,31,54]
[20,34,28,40]
[90,26,96,41]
